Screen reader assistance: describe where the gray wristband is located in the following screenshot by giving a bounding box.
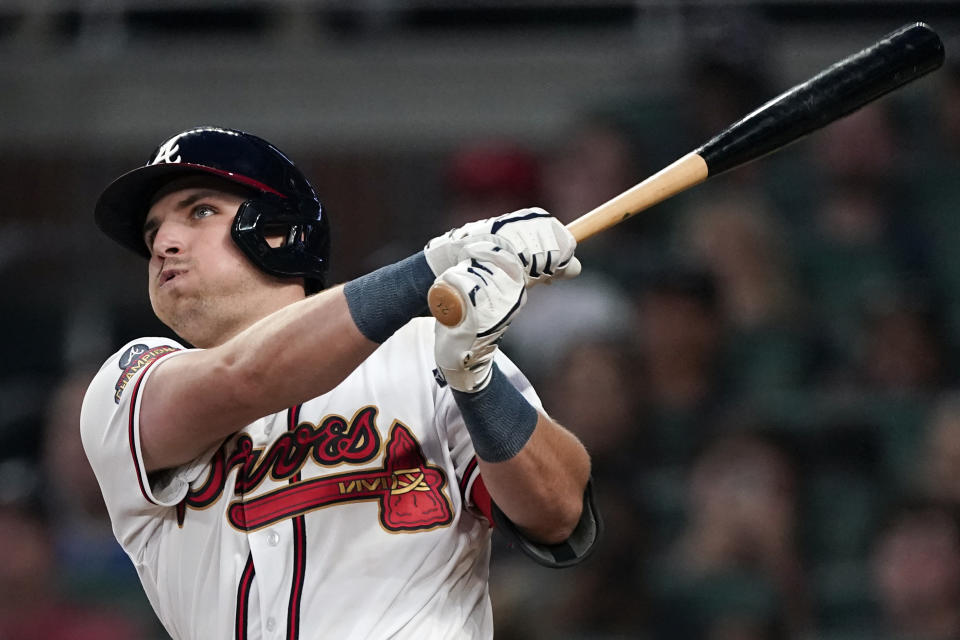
[343,251,435,343]
[452,364,538,462]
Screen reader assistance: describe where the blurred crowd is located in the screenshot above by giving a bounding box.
[2,25,960,640]
[483,45,960,640]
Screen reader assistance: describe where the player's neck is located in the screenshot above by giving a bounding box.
[183,286,307,348]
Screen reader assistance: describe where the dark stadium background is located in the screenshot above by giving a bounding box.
[1,3,959,638]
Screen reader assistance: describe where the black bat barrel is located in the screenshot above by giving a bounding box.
[696,22,945,176]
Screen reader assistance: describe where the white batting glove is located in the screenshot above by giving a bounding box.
[434,243,527,393]
[424,207,581,287]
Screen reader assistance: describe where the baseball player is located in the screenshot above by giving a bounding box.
[80,127,599,639]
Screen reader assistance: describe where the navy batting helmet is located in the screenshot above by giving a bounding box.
[94,126,330,293]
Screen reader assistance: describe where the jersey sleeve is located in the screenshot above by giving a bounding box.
[80,337,210,554]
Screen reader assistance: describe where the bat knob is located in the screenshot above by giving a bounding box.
[428,282,465,327]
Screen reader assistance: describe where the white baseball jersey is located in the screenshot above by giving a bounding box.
[80,318,543,640]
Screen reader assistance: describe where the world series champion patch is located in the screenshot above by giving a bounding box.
[114,344,180,403]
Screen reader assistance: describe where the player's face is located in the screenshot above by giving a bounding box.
[143,176,303,347]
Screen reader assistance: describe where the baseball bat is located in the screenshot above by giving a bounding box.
[429,22,945,327]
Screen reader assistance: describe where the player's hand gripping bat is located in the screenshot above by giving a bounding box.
[429,21,945,327]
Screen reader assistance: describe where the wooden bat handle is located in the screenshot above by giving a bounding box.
[428,152,709,326]
[565,152,708,242]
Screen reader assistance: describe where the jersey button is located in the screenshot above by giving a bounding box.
[267,530,280,546]
[265,617,276,632]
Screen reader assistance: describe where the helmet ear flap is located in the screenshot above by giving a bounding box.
[231,196,328,288]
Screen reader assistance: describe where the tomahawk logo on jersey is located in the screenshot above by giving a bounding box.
[177,408,454,534]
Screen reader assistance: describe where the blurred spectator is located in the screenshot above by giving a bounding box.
[0,464,147,640]
[539,114,671,285]
[542,340,642,462]
[633,265,725,466]
[796,104,936,362]
[870,499,960,640]
[679,7,808,210]
[541,115,639,227]
[683,189,799,329]
[935,61,960,153]
[918,393,960,506]
[801,181,913,355]
[915,60,960,340]
[679,188,819,397]
[855,291,950,397]
[806,291,949,496]
[682,9,774,148]
[816,103,901,184]
[444,140,541,227]
[650,429,811,640]
[796,419,887,634]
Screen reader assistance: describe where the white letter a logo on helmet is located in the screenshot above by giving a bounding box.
[150,137,182,165]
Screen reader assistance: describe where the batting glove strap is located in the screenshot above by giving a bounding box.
[452,364,538,463]
[344,251,435,344]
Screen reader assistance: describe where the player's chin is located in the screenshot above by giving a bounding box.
[150,286,193,326]
[149,296,177,329]
[152,298,208,344]
[149,283,175,312]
